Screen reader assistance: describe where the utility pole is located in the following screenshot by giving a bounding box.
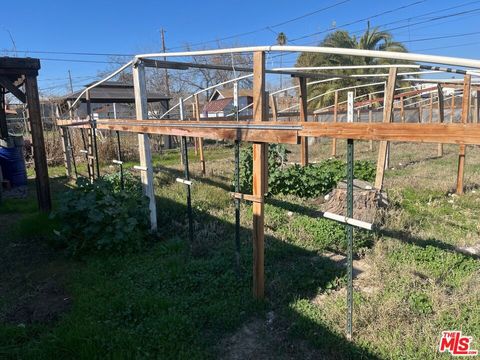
[68,70,74,93]
[160,28,170,95]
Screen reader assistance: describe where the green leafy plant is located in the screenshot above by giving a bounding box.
[52,172,150,256]
[237,147,376,198]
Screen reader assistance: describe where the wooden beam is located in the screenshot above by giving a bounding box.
[474,91,479,124]
[400,96,405,123]
[429,93,433,123]
[375,67,397,190]
[252,51,266,300]
[230,192,263,203]
[456,74,471,195]
[194,94,206,174]
[133,60,158,231]
[332,90,339,156]
[299,77,309,166]
[300,122,480,144]
[85,91,95,181]
[24,74,51,212]
[0,76,26,103]
[437,84,445,157]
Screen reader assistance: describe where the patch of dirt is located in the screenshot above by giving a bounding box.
[321,180,388,223]
[2,279,72,325]
[218,315,329,360]
[314,252,378,305]
[0,214,73,325]
[456,242,480,257]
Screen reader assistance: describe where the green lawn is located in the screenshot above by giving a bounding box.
[1,141,479,359]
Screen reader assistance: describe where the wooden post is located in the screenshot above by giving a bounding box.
[419,103,422,123]
[299,77,308,166]
[368,93,373,151]
[0,87,8,139]
[331,90,339,156]
[429,92,433,123]
[400,95,405,123]
[270,94,278,121]
[60,127,72,177]
[133,60,158,231]
[24,74,51,212]
[85,91,95,181]
[437,84,445,157]
[451,93,455,123]
[456,74,471,195]
[474,91,479,124]
[374,67,397,190]
[252,51,267,299]
[194,94,206,175]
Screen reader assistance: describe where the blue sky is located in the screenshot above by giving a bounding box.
[1,0,479,95]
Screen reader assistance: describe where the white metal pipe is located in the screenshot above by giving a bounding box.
[274,64,421,71]
[136,45,480,69]
[69,60,133,110]
[322,211,373,231]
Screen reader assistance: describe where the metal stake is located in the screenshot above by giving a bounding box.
[346,91,354,341]
[179,99,194,244]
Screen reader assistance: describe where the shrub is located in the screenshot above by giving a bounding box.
[237,146,376,199]
[52,172,150,256]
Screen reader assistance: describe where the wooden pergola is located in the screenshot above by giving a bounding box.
[0,57,51,212]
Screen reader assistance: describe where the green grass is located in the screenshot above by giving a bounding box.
[1,142,480,359]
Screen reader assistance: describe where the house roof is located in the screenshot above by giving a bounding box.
[202,98,232,113]
[60,81,170,104]
[209,88,253,101]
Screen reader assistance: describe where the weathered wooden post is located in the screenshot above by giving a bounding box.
[299,76,308,166]
[270,94,278,121]
[252,51,267,299]
[368,93,373,151]
[374,67,397,190]
[456,74,471,195]
[331,90,339,156]
[194,94,206,174]
[25,73,51,212]
[133,59,158,231]
[437,84,445,157]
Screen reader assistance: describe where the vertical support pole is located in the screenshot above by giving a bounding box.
[270,94,278,121]
[474,91,479,124]
[437,84,445,157]
[86,91,95,181]
[451,93,455,123]
[332,90,339,156]
[0,87,8,139]
[194,94,206,175]
[116,131,124,190]
[418,103,422,123]
[299,77,308,166]
[24,74,51,212]
[346,91,354,341]
[429,92,433,123]
[456,75,471,195]
[234,90,241,275]
[179,98,193,244]
[400,95,405,123]
[368,93,373,151]
[252,51,267,299]
[60,127,72,178]
[374,68,397,190]
[133,60,158,231]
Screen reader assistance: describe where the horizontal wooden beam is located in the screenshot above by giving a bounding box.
[58,119,480,145]
[300,122,480,145]
[0,76,26,103]
[58,119,301,145]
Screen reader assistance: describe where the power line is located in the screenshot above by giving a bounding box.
[167,0,351,50]
[289,0,428,42]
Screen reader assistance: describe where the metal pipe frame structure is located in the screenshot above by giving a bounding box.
[58,46,480,341]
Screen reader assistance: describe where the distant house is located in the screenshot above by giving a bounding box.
[201,88,253,118]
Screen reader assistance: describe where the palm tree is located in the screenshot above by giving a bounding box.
[296,24,409,109]
[277,32,287,89]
